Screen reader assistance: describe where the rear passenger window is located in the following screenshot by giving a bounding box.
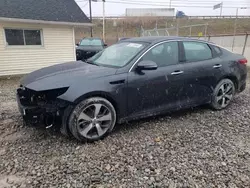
[183,42,212,62]
[212,45,222,56]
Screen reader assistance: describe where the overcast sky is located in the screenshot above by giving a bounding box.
[75,0,250,17]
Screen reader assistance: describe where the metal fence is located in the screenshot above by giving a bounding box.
[92,15,250,20]
[208,34,249,57]
[140,23,250,61]
[182,34,250,61]
[141,24,208,37]
[142,32,250,59]
[75,16,250,46]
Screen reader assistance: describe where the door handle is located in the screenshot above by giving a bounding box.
[171,70,184,75]
[213,64,222,69]
[109,79,125,85]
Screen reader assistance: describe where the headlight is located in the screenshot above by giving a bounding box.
[17,87,69,106]
[40,87,69,100]
[34,87,69,104]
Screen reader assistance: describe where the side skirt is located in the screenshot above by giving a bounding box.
[118,99,210,124]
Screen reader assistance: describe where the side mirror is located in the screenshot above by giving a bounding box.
[104,43,108,47]
[76,43,79,46]
[136,60,158,71]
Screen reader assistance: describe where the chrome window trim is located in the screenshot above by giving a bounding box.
[128,39,224,72]
[128,40,181,72]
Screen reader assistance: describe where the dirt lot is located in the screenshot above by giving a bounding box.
[0,76,250,188]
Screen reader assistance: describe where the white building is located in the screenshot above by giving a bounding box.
[126,8,175,17]
[0,0,92,76]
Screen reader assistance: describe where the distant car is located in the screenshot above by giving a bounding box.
[76,37,107,61]
[176,10,187,18]
[17,36,247,142]
[118,37,130,41]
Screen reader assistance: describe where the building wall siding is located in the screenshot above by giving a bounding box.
[0,22,75,76]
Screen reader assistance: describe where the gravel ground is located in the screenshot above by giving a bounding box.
[0,76,250,188]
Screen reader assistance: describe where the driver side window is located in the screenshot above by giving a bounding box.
[141,42,179,67]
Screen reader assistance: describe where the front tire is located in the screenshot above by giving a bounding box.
[76,51,82,61]
[68,97,116,142]
[211,79,235,110]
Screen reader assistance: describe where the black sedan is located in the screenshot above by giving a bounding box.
[76,37,107,61]
[16,36,247,142]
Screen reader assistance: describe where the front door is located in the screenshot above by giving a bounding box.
[127,41,185,118]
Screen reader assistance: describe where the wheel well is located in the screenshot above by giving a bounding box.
[74,92,119,115]
[224,76,238,90]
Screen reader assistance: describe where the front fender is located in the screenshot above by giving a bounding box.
[57,78,115,103]
[57,73,128,119]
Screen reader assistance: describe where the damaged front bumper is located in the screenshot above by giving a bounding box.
[16,86,70,128]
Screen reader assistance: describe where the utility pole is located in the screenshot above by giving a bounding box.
[89,0,93,37]
[103,0,105,42]
[176,18,180,36]
[232,8,238,51]
[92,0,105,41]
[213,2,223,17]
[220,2,223,17]
[232,7,247,51]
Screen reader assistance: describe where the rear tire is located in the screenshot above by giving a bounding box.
[68,97,116,142]
[210,79,235,110]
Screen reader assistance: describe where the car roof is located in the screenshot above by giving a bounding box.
[124,36,209,44]
[81,37,102,40]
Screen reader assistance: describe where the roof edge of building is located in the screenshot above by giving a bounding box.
[0,17,94,27]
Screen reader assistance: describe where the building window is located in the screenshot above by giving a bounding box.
[4,29,42,46]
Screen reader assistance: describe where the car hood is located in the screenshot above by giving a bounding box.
[76,46,103,52]
[20,61,117,91]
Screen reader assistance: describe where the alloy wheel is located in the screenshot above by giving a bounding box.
[77,103,112,139]
[216,82,234,108]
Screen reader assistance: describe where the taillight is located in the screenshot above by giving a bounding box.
[238,59,248,65]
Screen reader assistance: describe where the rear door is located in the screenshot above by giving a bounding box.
[178,41,223,106]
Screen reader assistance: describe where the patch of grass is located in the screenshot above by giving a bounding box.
[75,18,250,44]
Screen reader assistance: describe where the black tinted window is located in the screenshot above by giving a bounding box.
[183,42,212,62]
[212,45,222,56]
[5,29,42,46]
[24,30,42,45]
[5,29,24,45]
[90,42,146,68]
[80,38,102,46]
[142,42,179,67]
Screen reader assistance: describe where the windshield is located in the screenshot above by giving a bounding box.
[88,42,147,68]
[80,38,103,46]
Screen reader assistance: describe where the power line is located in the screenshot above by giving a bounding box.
[76,0,249,3]
[75,0,250,7]
[75,0,250,11]
[114,0,249,4]
[172,0,245,3]
[112,0,250,6]
[79,2,89,8]
[105,0,250,8]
